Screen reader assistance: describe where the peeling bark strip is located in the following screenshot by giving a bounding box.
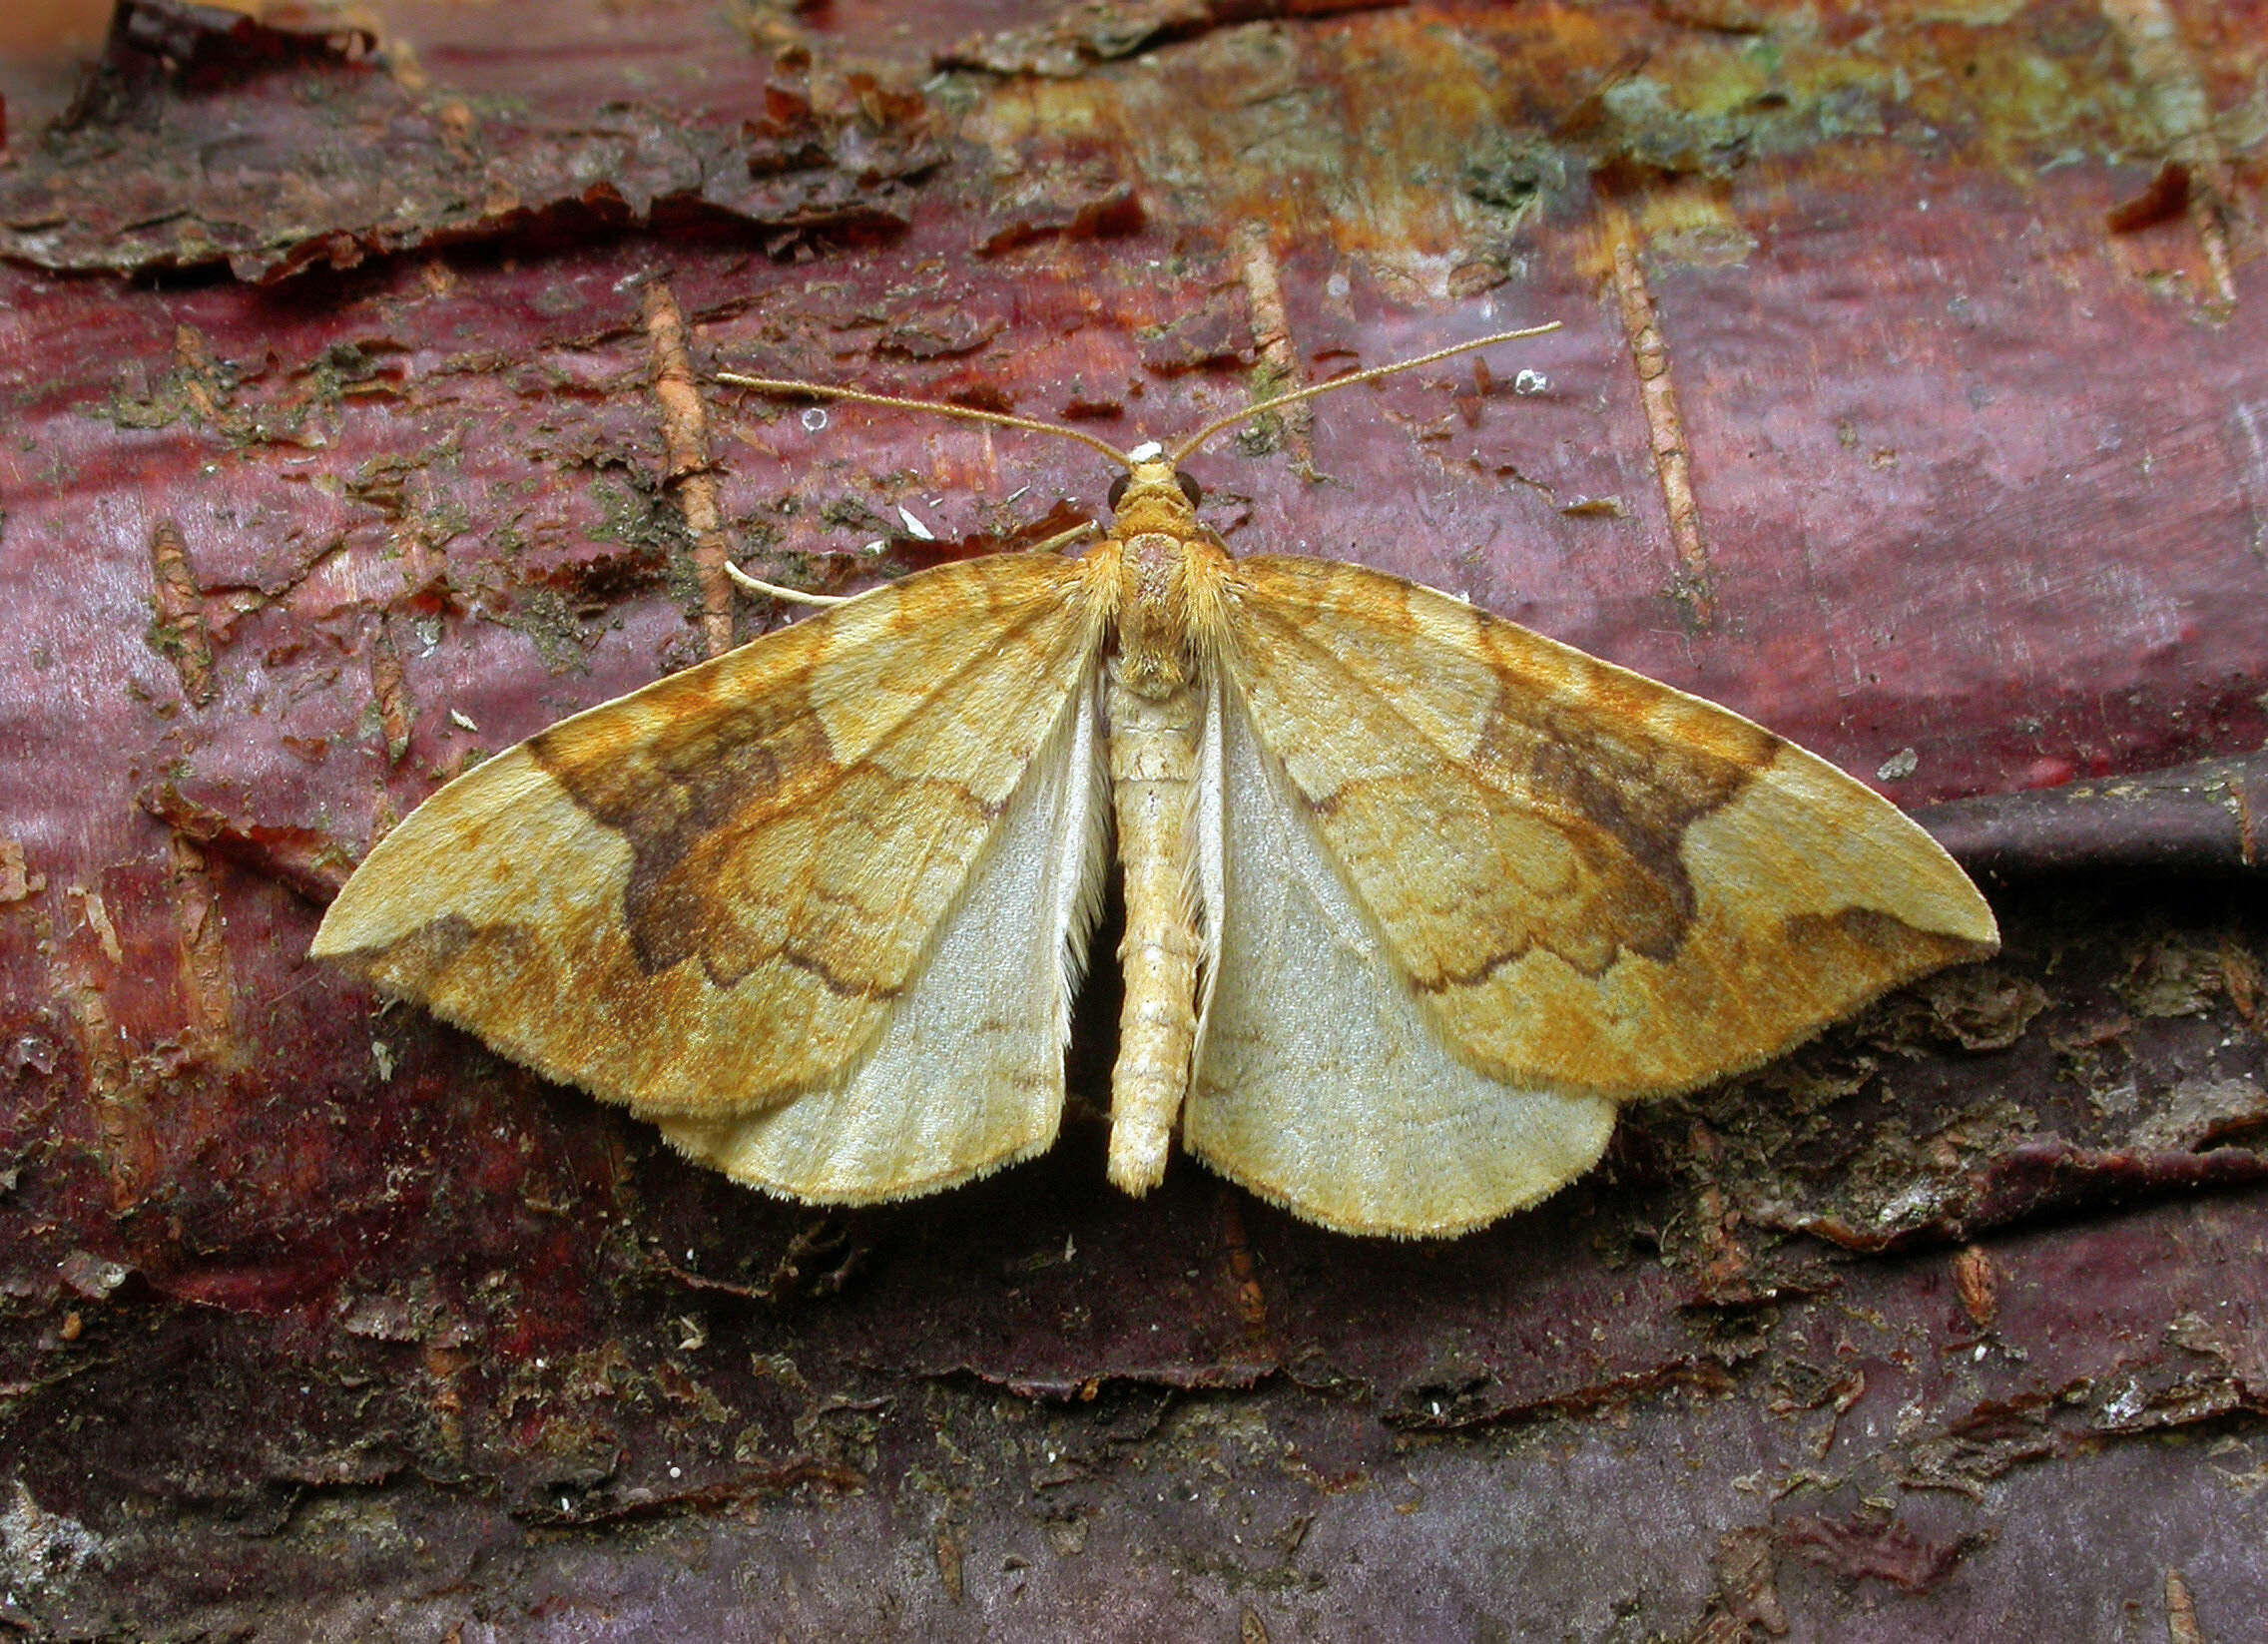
[1611,241,1714,624]
[2165,1568,2204,1644]
[145,519,216,709]
[975,181,1146,257]
[1953,1244,1997,1330]
[170,326,230,424]
[56,949,158,1214]
[642,281,736,659]
[1235,226,1313,467]
[0,5,938,280]
[1784,1138,2268,1254]
[0,838,44,901]
[2098,0,2241,309]
[934,0,1407,77]
[510,1458,868,1527]
[167,833,236,1050]
[370,617,412,765]
[1777,1510,1974,1594]
[138,784,349,904]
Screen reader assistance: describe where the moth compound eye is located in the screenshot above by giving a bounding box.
[1106,475,1130,511]
[1176,472,1204,508]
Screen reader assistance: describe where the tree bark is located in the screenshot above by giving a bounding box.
[2,0,2265,1636]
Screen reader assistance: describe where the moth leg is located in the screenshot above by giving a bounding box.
[724,560,851,607]
[1022,520,1099,557]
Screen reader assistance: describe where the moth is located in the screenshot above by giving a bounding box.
[312,323,1998,1237]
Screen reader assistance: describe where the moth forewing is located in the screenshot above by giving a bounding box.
[311,552,1108,1136]
[1213,555,1999,1104]
[654,665,1111,1202]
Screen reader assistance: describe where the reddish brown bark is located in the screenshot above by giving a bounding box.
[2,0,2265,1636]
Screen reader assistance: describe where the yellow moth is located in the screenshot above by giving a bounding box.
[312,324,1997,1237]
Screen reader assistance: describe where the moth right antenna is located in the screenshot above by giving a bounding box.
[1167,320,1562,465]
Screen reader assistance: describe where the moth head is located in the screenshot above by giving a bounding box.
[1107,447,1204,534]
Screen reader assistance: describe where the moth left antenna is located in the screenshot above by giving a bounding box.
[1166,320,1562,465]
[716,372,1135,468]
